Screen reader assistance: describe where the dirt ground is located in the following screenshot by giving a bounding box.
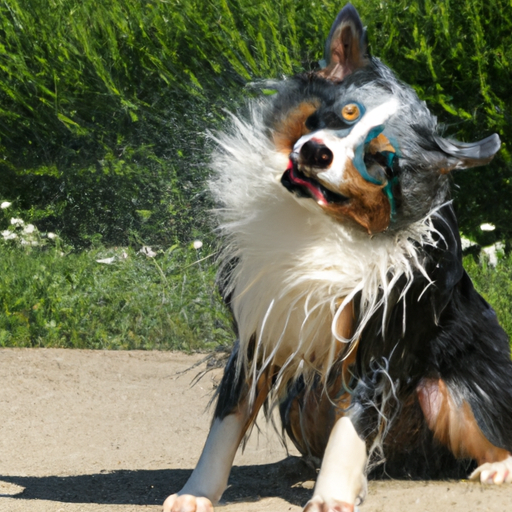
[0,348,511,512]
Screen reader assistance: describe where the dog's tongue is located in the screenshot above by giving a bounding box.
[284,158,327,204]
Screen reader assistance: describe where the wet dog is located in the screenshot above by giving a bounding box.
[164,4,512,512]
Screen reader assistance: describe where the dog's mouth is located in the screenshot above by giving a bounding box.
[281,159,349,205]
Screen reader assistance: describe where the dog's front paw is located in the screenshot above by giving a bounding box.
[303,496,357,512]
[469,455,512,484]
[162,494,214,512]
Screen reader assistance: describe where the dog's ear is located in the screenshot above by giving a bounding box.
[317,4,369,82]
[433,133,501,172]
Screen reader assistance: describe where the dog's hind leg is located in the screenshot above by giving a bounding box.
[413,269,512,484]
[470,457,512,484]
[163,343,273,512]
[417,378,512,484]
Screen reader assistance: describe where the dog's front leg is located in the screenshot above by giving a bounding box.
[163,344,273,512]
[162,411,248,512]
[304,417,367,512]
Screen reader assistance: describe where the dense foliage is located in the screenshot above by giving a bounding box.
[0,238,232,349]
[0,0,510,248]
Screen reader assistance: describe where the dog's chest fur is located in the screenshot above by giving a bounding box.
[210,111,435,385]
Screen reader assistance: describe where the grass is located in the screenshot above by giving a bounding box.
[1,234,511,350]
[0,241,233,350]
[464,254,512,339]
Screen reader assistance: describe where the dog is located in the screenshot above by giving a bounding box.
[163,4,512,512]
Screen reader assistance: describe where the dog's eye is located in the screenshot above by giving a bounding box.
[341,103,360,122]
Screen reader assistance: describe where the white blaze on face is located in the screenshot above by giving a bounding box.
[293,98,399,191]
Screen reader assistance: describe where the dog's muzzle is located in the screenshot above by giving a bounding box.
[281,155,349,206]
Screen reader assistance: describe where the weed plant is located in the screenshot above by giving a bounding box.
[464,255,512,340]
[0,241,232,350]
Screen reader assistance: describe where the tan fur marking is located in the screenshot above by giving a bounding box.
[287,380,354,459]
[274,101,319,153]
[417,378,509,465]
[317,23,369,82]
[286,383,342,458]
[321,160,391,234]
[334,299,358,399]
[367,133,396,155]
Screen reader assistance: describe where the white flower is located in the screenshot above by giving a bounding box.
[23,224,36,234]
[10,217,24,226]
[96,256,116,264]
[47,232,57,239]
[140,246,157,258]
[192,240,203,250]
[2,230,17,240]
[480,223,496,232]
[482,242,504,267]
[1,201,12,209]
[460,236,477,251]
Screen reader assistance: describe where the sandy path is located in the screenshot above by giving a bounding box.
[0,348,510,511]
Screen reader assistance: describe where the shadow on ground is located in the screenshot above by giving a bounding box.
[0,456,316,507]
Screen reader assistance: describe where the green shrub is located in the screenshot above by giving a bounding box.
[0,0,244,247]
[360,0,512,246]
[0,240,232,350]
[464,254,512,338]
[0,0,510,248]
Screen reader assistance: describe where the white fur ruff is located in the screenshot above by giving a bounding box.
[209,104,438,399]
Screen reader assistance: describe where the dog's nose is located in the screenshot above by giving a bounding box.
[299,140,333,168]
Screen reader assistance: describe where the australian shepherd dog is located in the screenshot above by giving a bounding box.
[164,4,512,512]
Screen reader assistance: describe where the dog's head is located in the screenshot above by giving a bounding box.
[276,4,500,234]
